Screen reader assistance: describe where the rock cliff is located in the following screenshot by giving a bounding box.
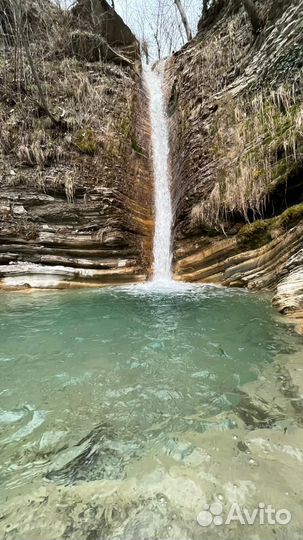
[0,0,152,289]
[167,0,303,325]
[1,0,302,324]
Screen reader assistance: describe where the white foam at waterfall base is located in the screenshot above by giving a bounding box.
[144,64,173,285]
[122,279,202,296]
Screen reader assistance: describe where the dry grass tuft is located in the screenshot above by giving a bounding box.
[193,12,248,98]
[0,0,137,202]
[17,129,65,166]
[192,83,303,226]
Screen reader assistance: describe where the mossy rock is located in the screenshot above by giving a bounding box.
[238,220,272,249]
[275,203,303,230]
[238,203,303,250]
[74,128,98,155]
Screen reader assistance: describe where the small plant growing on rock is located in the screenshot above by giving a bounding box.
[73,128,99,155]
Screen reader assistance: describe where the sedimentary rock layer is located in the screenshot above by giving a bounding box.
[0,0,153,289]
[168,0,303,318]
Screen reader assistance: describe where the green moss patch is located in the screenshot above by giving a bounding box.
[276,203,303,230]
[238,203,303,249]
[238,220,272,249]
[74,128,99,155]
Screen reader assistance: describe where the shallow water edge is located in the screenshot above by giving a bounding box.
[0,285,302,539]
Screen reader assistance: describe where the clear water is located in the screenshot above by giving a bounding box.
[0,286,301,504]
[144,64,173,282]
[1,52,302,540]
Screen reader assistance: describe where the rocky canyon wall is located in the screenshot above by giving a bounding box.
[1,0,302,322]
[167,0,303,326]
[0,0,153,289]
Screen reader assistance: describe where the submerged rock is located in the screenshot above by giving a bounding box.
[1,352,303,539]
[45,423,143,485]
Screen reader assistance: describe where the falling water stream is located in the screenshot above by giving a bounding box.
[144,64,173,283]
[0,64,302,539]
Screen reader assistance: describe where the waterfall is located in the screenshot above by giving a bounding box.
[144,64,173,283]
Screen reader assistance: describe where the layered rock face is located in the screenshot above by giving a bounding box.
[168,0,303,322]
[0,0,152,289]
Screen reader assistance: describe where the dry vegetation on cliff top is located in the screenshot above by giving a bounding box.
[0,0,152,277]
[169,0,303,236]
[195,83,303,224]
[0,0,145,201]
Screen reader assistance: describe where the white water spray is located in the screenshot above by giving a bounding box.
[144,64,173,283]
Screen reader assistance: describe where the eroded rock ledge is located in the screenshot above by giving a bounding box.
[0,0,153,289]
[175,217,303,329]
[168,0,303,321]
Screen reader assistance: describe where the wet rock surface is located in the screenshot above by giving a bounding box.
[174,222,303,320]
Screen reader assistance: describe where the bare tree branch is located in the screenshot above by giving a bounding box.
[174,0,192,42]
[118,0,197,59]
[141,39,149,64]
[23,38,61,126]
